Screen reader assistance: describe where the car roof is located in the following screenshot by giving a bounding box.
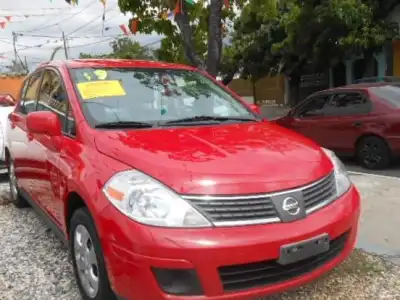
[37,59,196,71]
[312,82,400,96]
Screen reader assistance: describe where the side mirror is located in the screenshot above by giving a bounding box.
[26,111,62,137]
[249,104,261,114]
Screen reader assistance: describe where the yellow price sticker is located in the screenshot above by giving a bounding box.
[77,80,126,100]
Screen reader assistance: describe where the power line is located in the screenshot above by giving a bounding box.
[17,33,122,39]
[66,3,118,37]
[0,7,66,11]
[71,11,121,37]
[18,0,97,34]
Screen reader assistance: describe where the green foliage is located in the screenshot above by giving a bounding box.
[228,0,399,81]
[117,0,246,75]
[79,37,155,59]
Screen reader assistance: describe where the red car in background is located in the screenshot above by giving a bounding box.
[275,83,400,170]
[6,59,360,300]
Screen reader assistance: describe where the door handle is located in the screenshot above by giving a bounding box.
[353,121,362,127]
[27,133,34,141]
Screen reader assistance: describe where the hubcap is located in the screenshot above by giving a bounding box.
[9,162,18,200]
[74,225,99,298]
[361,142,382,167]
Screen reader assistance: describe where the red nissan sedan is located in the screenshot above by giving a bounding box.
[274,83,400,170]
[6,59,360,300]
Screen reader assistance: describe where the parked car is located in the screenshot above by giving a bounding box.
[6,59,360,300]
[274,83,400,170]
[0,94,16,167]
[354,76,400,84]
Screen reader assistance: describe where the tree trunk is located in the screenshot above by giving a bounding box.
[252,79,257,104]
[206,0,223,77]
[175,10,206,70]
[362,50,376,78]
[287,73,301,107]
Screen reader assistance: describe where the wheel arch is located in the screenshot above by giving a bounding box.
[64,191,88,239]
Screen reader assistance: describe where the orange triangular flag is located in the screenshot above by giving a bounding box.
[119,24,129,36]
[0,22,6,29]
[174,0,181,16]
[129,19,139,34]
[223,0,230,8]
[4,16,11,22]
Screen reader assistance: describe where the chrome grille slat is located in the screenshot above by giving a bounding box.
[183,172,337,226]
[304,182,335,206]
[303,173,336,211]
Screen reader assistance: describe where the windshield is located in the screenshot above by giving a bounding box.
[369,85,400,108]
[69,67,255,127]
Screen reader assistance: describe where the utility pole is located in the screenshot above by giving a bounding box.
[12,32,17,62]
[62,31,69,59]
[12,32,28,73]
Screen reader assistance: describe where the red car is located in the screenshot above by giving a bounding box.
[275,83,400,170]
[6,59,360,300]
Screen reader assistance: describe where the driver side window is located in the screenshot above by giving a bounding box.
[296,94,330,118]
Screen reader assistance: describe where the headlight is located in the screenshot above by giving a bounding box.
[103,170,212,228]
[321,148,352,197]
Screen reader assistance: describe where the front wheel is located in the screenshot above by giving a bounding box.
[357,136,391,170]
[69,208,117,300]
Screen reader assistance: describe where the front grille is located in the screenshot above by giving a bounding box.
[303,172,336,213]
[183,172,337,226]
[182,195,279,225]
[218,231,349,292]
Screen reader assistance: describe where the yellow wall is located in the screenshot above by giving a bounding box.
[228,75,285,105]
[393,41,400,77]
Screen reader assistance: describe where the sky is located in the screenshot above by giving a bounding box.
[0,0,161,71]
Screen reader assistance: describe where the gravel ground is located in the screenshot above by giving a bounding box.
[1,182,400,300]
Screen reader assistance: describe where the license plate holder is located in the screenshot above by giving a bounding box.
[277,233,330,265]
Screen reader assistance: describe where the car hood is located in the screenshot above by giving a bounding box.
[94,122,333,195]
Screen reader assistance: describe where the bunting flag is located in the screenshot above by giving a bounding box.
[4,16,11,22]
[119,24,129,36]
[184,0,197,4]
[0,22,6,29]
[223,0,230,8]
[174,0,182,16]
[65,0,78,5]
[129,19,139,34]
[100,0,106,6]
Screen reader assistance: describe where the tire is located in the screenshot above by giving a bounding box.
[8,158,28,208]
[69,208,117,300]
[356,136,391,170]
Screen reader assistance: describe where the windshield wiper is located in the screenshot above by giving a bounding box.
[95,121,154,129]
[163,115,257,125]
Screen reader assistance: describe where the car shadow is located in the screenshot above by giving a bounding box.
[341,157,400,178]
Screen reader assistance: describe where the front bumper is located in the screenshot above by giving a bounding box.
[97,185,361,300]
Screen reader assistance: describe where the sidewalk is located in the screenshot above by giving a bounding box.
[351,173,400,265]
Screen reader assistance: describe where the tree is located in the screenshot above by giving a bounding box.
[117,0,244,78]
[229,0,399,105]
[79,37,155,59]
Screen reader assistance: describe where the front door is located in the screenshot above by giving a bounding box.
[8,71,43,199]
[290,93,332,146]
[29,68,74,226]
